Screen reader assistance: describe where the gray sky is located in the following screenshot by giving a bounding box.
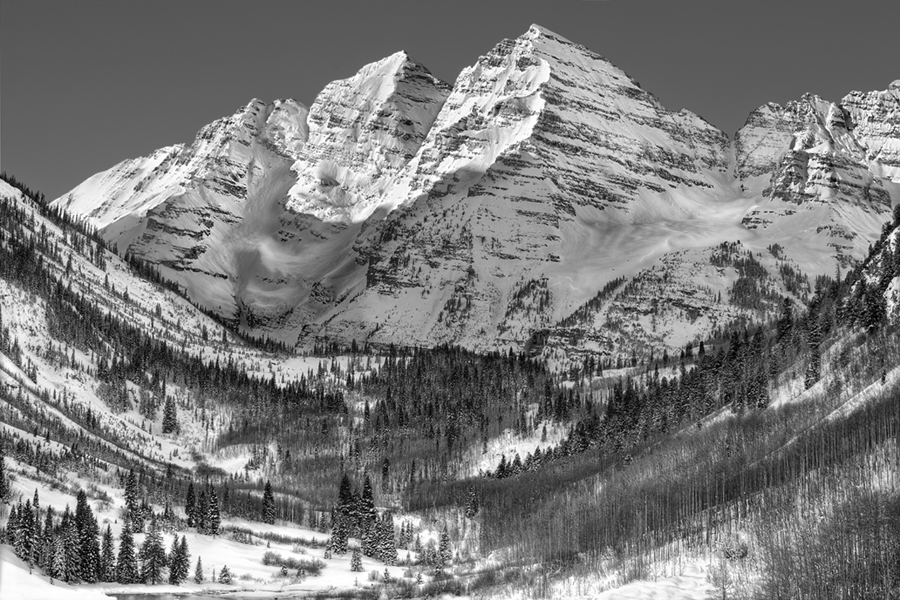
[2,0,898,200]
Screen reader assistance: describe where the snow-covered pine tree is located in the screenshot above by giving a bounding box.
[206,486,220,535]
[185,482,196,527]
[361,473,376,524]
[378,512,397,566]
[75,490,101,582]
[362,518,378,559]
[13,499,35,563]
[124,469,139,531]
[168,534,189,584]
[438,526,452,567]
[52,535,67,582]
[0,446,8,502]
[168,534,180,572]
[194,556,204,583]
[162,394,178,433]
[196,488,208,533]
[115,523,138,583]
[350,547,363,572]
[39,506,55,572]
[63,510,81,582]
[218,564,233,584]
[175,536,190,583]
[100,524,116,582]
[262,480,276,525]
[7,504,19,549]
[139,516,167,584]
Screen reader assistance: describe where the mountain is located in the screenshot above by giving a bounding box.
[51,26,900,358]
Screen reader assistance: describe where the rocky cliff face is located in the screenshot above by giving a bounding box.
[287,51,451,222]
[52,26,900,359]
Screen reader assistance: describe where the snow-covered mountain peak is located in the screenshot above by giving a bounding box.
[48,26,899,355]
[286,51,451,222]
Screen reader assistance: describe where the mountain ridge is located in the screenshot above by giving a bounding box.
[50,24,900,358]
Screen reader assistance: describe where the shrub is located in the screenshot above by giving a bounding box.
[261,551,324,576]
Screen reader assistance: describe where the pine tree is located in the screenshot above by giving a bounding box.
[464,486,479,518]
[194,556,204,583]
[169,534,180,572]
[177,536,190,582]
[185,482,196,527]
[62,510,81,582]
[218,564,233,584]
[350,548,363,572]
[139,516,167,584]
[39,506,55,572]
[361,474,376,524]
[804,322,821,389]
[52,535,67,582]
[377,512,397,566]
[124,469,139,531]
[162,394,178,433]
[75,490,101,582]
[331,510,349,554]
[169,535,189,584]
[362,519,378,559]
[196,488,208,533]
[0,447,9,501]
[262,480,276,525]
[381,457,390,494]
[116,524,138,583]
[206,486,220,535]
[438,526,452,567]
[100,524,116,582]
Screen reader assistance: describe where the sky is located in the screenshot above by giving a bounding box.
[2,0,898,201]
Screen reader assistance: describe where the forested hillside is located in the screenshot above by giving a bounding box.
[2,171,900,598]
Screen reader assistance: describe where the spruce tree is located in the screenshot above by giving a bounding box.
[39,506,55,572]
[52,535,67,582]
[361,474,376,524]
[378,512,397,566]
[100,524,116,582]
[169,534,180,572]
[62,511,81,582]
[206,487,220,535]
[464,486,479,518]
[0,448,9,501]
[194,556,204,583]
[185,482,196,527]
[116,524,138,583]
[262,480,276,525]
[169,535,190,584]
[196,489,208,533]
[362,519,378,559]
[438,526,452,567]
[331,512,349,554]
[75,490,101,582]
[162,394,178,433]
[350,548,363,572]
[139,516,167,584]
[124,469,139,531]
[218,564,233,584]
[177,536,190,583]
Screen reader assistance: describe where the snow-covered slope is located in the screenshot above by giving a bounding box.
[51,26,900,356]
[287,51,451,222]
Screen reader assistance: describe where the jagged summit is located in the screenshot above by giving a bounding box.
[50,26,900,354]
